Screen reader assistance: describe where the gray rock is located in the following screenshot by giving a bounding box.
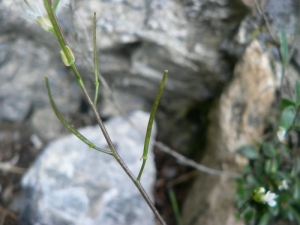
[1,0,249,165]
[0,34,81,122]
[30,107,65,141]
[19,110,156,225]
[182,41,275,225]
[4,0,243,113]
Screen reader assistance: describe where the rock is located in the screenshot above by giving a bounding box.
[18,111,156,225]
[30,107,65,141]
[0,0,251,165]
[57,0,241,111]
[0,36,81,122]
[182,40,275,225]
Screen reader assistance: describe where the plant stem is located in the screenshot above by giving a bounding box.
[137,70,168,182]
[93,12,100,106]
[76,71,166,225]
[52,0,60,11]
[168,187,182,225]
[45,76,112,155]
[43,1,166,224]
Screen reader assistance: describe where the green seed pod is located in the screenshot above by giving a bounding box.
[60,46,75,66]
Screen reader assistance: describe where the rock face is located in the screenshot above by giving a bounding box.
[0,0,246,124]
[19,111,156,225]
[2,0,300,224]
[182,40,275,225]
[0,1,81,123]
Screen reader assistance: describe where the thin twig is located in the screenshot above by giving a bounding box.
[254,0,278,43]
[0,162,26,174]
[168,170,199,187]
[155,142,241,178]
[93,12,99,106]
[287,0,300,64]
[0,206,18,220]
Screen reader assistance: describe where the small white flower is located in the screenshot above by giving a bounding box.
[278,180,289,191]
[261,191,278,207]
[253,187,278,207]
[24,1,54,33]
[277,126,286,144]
[36,16,53,32]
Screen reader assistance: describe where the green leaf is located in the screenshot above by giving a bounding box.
[273,171,291,183]
[291,157,300,177]
[237,186,247,199]
[244,208,255,222]
[293,178,300,200]
[278,144,291,158]
[262,142,277,158]
[293,124,300,131]
[258,212,271,225]
[280,98,296,112]
[288,206,300,224]
[246,174,259,187]
[239,146,259,159]
[269,206,279,217]
[279,105,296,130]
[280,29,289,66]
[264,158,279,174]
[295,81,300,106]
[254,160,265,178]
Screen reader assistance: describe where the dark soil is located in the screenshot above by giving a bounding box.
[0,121,38,225]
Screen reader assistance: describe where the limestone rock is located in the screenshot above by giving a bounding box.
[18,111,156,225]
[0,36,81,122]
[0,0,246,124]
[182,40,275,225]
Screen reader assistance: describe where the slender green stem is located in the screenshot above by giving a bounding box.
[137,70,168,182]
[93,12,100,106]
[23,0,35,11]
[45,76,112,155]
[168,187,182,225]
[44,0,79,79]
[52,0,61,11]
[77,80,166,225]
[42,2,166,224]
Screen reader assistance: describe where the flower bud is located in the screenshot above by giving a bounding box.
[277,126,286,144]
[60,46,75,66]
[278,180,288,191]
[36,16,53,32]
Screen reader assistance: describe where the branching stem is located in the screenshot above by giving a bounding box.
[43,1,166,224]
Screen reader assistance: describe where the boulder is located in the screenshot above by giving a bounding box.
[18,111,156,225]
[182,40,275,225]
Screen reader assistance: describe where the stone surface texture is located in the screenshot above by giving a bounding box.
[1,0,300,224]
[19,110,156,225]
[0,0,246,124]
[182,40,276,225]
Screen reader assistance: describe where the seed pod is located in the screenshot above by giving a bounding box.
[60,46,75,66]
